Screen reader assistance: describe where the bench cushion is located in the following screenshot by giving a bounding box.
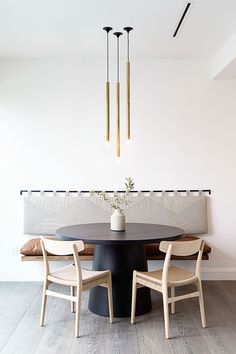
[20,238,44,256]
[20,238,94,256]
[146,235,211,255]
[20,235,211,257]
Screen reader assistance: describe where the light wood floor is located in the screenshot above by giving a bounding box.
[0,281,236,354]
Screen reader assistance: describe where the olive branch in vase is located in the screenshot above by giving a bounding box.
[91,177,134,213]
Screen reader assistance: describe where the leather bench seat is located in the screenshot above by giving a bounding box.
[145,235,211,255]
[20,235,211,260]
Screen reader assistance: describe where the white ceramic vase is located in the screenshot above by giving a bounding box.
[110,209,126,231]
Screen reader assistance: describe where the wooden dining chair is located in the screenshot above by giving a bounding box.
[40,238,113,337]
[131,238,206,339]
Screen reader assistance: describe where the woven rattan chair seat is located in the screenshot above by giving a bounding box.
[48,264,110,286]
[136,266,196,286]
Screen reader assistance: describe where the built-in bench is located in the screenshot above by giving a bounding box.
[21,190,211,262]
[20,236,211,262]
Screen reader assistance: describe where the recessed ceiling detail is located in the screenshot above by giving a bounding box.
[173,2,192,38]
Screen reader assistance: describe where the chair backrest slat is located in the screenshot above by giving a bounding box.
[42,238,85,255]
[160,239,202,256]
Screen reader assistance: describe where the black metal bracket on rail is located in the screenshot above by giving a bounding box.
[20,189,211,195]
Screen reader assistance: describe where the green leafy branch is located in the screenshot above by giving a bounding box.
[91,177,134,213]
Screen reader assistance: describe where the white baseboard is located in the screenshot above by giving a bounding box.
[201,267,236,280]
[1,265,236,282]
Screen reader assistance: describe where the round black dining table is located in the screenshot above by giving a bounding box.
[56,223,184,317]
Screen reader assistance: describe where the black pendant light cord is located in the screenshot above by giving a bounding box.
[128,32,129,61]
[114,32,123,81]
[123,27,133,62]
[117,36,119,80]
[103,27,112,81]
[107,31,109,80]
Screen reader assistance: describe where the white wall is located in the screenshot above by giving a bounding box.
[0,58,236,280]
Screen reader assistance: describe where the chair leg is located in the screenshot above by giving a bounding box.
[107,274,114,323]
[131,272,137,324]
[171,287,175,314]
[75,289,82,338]
[40,280,48,326]
[196,279,206,328]
[70,286,75,313]
[162,288,170,339]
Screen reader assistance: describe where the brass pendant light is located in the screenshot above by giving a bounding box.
[103,27,113,143]
[103,26,133,158]
[123,27,133,142]
[113,32,123,158]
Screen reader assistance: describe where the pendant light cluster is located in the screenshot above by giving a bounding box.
[103,26,133,158]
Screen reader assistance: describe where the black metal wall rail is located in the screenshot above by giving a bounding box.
[20,189,211,195]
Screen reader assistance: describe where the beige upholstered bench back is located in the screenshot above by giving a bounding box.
[23,192,208,236]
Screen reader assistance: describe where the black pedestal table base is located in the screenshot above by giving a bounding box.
[88,244,151,318]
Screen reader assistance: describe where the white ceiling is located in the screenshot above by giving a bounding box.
[0,0,236,59]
